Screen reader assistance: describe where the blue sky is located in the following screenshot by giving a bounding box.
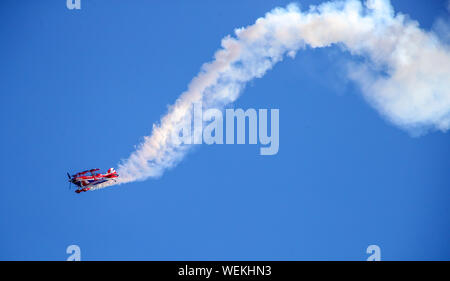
[0,0,449,260]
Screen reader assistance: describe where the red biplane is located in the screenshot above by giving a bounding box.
[67,168,119,193]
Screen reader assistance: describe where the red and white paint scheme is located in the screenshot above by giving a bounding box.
[67,168,119,193]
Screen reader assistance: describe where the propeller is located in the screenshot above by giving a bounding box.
[67,172,72,190]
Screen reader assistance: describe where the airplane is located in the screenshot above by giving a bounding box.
[67,168,119,193]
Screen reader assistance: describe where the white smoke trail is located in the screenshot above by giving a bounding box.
[115,0,450,184]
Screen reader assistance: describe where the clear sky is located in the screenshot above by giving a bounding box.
[0,0,449,260]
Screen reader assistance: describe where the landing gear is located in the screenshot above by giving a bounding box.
[75,187,90,194]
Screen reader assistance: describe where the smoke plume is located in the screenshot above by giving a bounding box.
[115,0,450,184]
